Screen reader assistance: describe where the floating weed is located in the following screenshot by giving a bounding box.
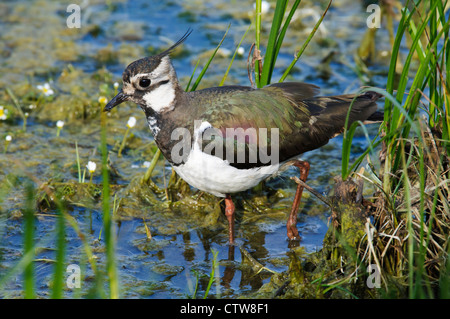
[142,217,152,240]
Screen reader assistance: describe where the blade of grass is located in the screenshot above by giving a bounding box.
[342,87,423,181]
[382,1,415,193]
[190,25,230,92]
[203,249,219,299]
[398,139,416,298]
[5,87,27,131]
[143,147,162,184]
[255,0,262,88]
[342,87,384,179]
[384,0,414,125]
[392,15,449,174]
[272,0,302,73]
[279,0,332,82]
[75,141,82,183]
[51,209,66,299]
[341,120,370,180]
[220,23,252,86]
[261,0,303,85]
[23,183,35,299]
[260,0,288,86]
[185,59,200,92]
[100,109,119,299]
[392,1,440,126]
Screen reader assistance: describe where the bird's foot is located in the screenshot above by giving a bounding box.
[287,224,301,248]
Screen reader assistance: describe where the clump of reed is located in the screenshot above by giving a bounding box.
[340,0,450,298]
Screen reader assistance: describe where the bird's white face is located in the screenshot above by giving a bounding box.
[121,56,177,114]
[104,29,191,115]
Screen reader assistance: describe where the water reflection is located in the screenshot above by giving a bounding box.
[111,205,327,298]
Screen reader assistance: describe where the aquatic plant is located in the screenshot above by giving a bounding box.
[86,161,97,184]
[0,106,8,120]
[56,120,65,137]
[253,0,332,87]
[4,135,12,154]
[37,83,54,97]
[118,116,137,157]
[328,0,450,298]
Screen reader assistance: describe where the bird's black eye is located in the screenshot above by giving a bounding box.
[139,78,151,88]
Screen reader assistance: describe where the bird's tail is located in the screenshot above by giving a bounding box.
[360,91,384,123]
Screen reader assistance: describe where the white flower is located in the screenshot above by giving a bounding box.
[86,161,96,173]
[0,106,8,120]
[237,46,245,56]
[28,104,36,110]
[56,120,64,128]
[98,96,108,104]
[142,161,151,168]
[37,83,54,96]
[127,116,136,128]
[5,135,12,142]
[261,1,270,13]
[254,1,270,14]
[218,48,232,57]
[114,82,119,89]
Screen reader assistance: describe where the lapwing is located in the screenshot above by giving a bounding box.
[104,30,382,244]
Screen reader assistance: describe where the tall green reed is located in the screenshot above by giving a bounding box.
[23,183,35,299]
[254,0,331,87]
[384,0,449,193]
[100,109,119,299]
[341,0,450,298]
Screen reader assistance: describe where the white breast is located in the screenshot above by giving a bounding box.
[172,120,281,197]
[173,147,281,197]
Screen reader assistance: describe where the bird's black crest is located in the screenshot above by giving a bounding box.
[122,28,193,83]
[158,28,193,57]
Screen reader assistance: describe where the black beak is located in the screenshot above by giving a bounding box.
[104,91,129,112]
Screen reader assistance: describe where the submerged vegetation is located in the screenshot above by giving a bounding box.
[0,0,449,299]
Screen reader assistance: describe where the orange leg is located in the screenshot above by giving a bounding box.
[224,194,235,244]
[287,160,310,241]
